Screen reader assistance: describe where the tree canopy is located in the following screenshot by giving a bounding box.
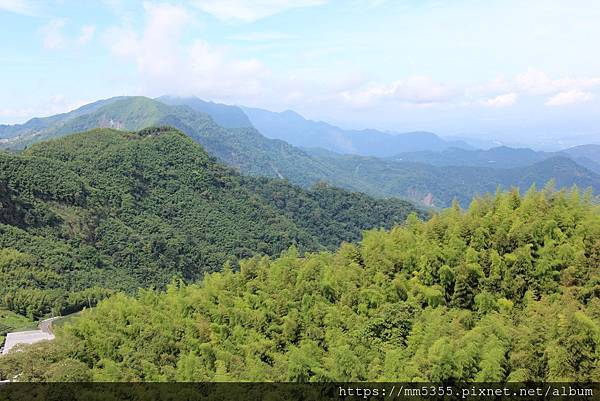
[0,127,420,319]
[2,186,598,382]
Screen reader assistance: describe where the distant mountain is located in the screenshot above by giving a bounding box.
[560,145,600,174]
[0,97,127,139]
[240,106,473,157]
[562,144,600,160]
[389,146,548,168]
[2,96,598,208]
[443,135,503,150]
[157,96,252,129]
[0,96,347,188]
[309,152,600,207]
[387,145,600,174]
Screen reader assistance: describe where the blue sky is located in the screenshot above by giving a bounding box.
[1,0,600,149]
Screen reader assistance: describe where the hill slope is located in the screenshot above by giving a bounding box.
[390,146,549,168]
[2,96,599,207]
[0,97,346,188]
[2,187,599,382]
[157,95,252,129]
[0,97,126,140]
[310,151,600,207]
[0,127,421,319]
[389,145,600,174]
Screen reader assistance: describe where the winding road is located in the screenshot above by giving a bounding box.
[1,317,60,355]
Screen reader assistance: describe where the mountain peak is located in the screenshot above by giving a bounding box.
[156,96,252,129]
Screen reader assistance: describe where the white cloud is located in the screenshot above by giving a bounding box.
[545,90,594,106]
[229,31,297,42]
[41,19,66,50]
[0,0,35,15]
[76,25,96,45]
[515,68,600,96]
[469,68,600,98]
[339,76,453,109]
[466,68,600,109]
[190,0,326,22]
[105,3,270,102]
[0,106,34,119]
[481,92,517,108]
[41,20,97,50]
[0,95,95,123]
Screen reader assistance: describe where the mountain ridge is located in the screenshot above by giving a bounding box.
[2,96,599,207]
[240,104,473,156]
[0,126,422,318]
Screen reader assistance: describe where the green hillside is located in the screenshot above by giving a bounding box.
[315,152,600,207]
[388,145,600,174]
[1,97,342,188]
[3,97,599,207]
[2,187,598,382]
[0,127,421,319]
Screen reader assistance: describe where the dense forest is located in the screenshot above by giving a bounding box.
[3,96,599,207]
[1,186,598,382]
[0,127,420,320]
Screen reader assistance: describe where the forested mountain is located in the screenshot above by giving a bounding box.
[0,97,350,188]
[561,144,600,174]
[2,96,599,207]
[389,145,600,174]
[0,97,127,140]
[309,151,600,207]
[562,144,600,160]
[157,96,253,129]
[2,187,598,382]
[241,105,472,156]
[390,146,548,168]
[0,127,421,319]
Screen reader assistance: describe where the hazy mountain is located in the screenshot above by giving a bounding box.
[560,145,600,174]
[156,96,252,129]
[2,96,598,208]
[311,152,600,207]
[443,135,503,150]
[0,96,348,188]
[387,145,600,174]
[390,146,548,168]
[0,97,126,140]
[561,144,600,160]
[240,105,473,157]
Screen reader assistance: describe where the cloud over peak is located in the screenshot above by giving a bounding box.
[106,3,270,102]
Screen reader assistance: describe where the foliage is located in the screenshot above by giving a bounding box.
[4,96,598,208]
[2,187,599,382]
[0,127,420,319]
[0,308,36,348]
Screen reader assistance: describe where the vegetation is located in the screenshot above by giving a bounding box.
[2,186,599,382]
[0,308,36,348]
[3,96,598,207]
[0,127,420,319]
[314,152,600,207]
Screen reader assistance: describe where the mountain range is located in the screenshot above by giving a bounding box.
[1,96,599,207]
[240,105,473,156]
[389,145,600,174]
[0,126,420,317]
